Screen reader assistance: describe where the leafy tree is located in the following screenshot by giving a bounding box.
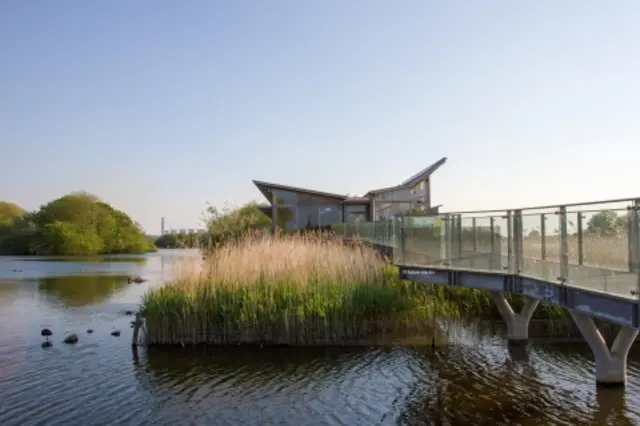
[0,201,26,232]
[0,193,155,256]
[199,202,272,250]
[586,211,627,237]
[39,221,104,256]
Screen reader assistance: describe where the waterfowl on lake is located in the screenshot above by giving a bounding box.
[41,328,52,341]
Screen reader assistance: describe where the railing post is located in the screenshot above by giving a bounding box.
[400,217,406,264]
[577,212,584,266]
[471,217,477,269]
[456,214,463,260]
[631,200,640,293]
[472,218,478,252]
[444,214,452,267]
[514,210,524,274]
[628,206,638,274]
[439,216,447,267]
[558,206,569,282]
[506,210,514,273]
[489,216,496,270]
[392,218,398,263]
[540,214,547,260]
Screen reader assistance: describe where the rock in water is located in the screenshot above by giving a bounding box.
[111,330,121,337]
[63,334,79,344]
[87,329,94,334]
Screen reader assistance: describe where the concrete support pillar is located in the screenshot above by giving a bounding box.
[491,292,539,344]
[570,311,638,387]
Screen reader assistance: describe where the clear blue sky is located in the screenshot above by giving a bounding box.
[1,1,639,233]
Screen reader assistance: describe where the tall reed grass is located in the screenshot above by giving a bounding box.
[141,232,459,346]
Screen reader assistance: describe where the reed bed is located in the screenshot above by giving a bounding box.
[141,232,458,346]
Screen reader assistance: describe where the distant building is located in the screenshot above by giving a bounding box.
[253,157,447,233]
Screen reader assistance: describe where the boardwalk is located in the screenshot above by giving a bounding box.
[333,197,640,386]
[336,196,640,301]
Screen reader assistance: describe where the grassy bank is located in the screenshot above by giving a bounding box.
[141,233,571,346]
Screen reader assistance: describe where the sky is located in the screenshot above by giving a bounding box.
[1,1,639,234]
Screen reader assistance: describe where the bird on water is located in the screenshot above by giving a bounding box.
[41,328,52,341]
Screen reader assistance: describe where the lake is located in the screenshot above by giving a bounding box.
[0,249,638,425]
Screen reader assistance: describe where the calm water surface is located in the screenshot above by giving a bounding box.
[0,249,639,425]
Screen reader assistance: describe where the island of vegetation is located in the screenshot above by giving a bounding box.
[0,192,156,256]
[142,201,617,347]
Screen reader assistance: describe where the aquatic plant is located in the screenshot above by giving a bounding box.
[141,232,459,346]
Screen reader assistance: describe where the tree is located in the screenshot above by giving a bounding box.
[0,193,155,256]
[0,201,26,232]
[201,201,272,249]
[155,231,205,249]
[586,211,627,237]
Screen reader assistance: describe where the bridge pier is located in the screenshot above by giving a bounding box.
[491,292,538,344]
[570,311,638,388]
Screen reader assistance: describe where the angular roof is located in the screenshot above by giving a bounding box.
[253,156,447,203]
[401,156,447,187]
[252,180,347,202]
[366,157,447,196]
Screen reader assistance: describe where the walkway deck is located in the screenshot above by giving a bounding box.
[336,197,640,329]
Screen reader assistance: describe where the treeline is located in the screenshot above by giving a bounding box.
[155,232,207,249]
[0,192,155,256]
[155,201,331,251]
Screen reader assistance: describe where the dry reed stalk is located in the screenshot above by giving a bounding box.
[142,232,449,346]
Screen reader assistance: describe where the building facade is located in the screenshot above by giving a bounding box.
[253,157,447,232]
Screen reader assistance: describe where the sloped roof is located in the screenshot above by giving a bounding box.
[401,157,447,187]
[366,157,447,196]
[252,180,347,202]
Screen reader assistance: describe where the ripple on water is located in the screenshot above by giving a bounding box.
[2,252,640,425]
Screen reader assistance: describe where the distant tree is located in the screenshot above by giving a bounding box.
[0,193,155,256]
[155,231,205,249]
[0,201,26,232]
[586,211,627,237]
[201,202,272,249]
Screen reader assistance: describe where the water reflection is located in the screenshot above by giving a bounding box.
[594,388,634,426]
[38,274,132,307]
[23,255,148,263]
[1,250,640,425]
[135,346,415,425]
[132,343,640,426]
[0,255,150,281]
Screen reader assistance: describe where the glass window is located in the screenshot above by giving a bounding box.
[273,189,297,206]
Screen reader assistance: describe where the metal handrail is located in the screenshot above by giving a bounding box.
[440,196,640,216]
